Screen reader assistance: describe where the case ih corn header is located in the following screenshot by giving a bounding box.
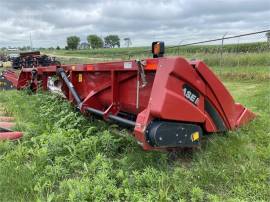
[0,42,255,150]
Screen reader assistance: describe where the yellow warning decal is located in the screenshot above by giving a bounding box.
[191,131,200,142]
[78,74,83,82]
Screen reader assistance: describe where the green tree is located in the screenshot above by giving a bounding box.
[87,35,104,49]
[104,35,120,48]
[66,36,80,50]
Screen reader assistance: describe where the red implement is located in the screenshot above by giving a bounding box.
[0,120,23,141]
[0,122,15,129]
[0,117,15,122]
[1,45,255,150]
[0,132,23,140]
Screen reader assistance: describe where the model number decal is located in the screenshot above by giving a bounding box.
[183,84,200,105]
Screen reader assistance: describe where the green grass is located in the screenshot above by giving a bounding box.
[46,48,270,81]
[0,78,269,201]
[192,52,270,67]
[44,41,269,58]
[212,66,270,81]
[44,46,270,67]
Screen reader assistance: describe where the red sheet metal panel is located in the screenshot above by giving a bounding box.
[0,117,15,122]
[0,132,23,140]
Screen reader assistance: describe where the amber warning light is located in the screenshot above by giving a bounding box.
[152,41,165,58]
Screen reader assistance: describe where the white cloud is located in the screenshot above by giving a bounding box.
[0,0,269,47]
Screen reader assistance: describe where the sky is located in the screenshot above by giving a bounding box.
[0,0,269,48]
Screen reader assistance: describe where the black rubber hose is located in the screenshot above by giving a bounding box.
[56,67,82,106]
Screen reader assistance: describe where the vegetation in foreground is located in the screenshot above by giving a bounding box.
[0,78,269,201]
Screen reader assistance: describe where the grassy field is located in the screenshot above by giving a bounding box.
[45,49,270,81]
[0,71,269,201]
[43,41,270,67]
[44,42,269,58]
[44,44,270,84]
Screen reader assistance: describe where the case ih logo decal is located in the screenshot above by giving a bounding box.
[183,84,200,105]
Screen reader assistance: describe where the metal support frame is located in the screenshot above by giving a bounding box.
[86,107,135,127]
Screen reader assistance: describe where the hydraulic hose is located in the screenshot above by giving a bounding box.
[56,67,82,106]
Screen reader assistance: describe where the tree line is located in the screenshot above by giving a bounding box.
[66,35,130,50]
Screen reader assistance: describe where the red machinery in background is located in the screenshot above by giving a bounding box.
[11,51,59,69]
[0,42,255,150]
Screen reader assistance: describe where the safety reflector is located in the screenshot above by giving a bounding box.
[78,74,83,82]
[191,131,200,142]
